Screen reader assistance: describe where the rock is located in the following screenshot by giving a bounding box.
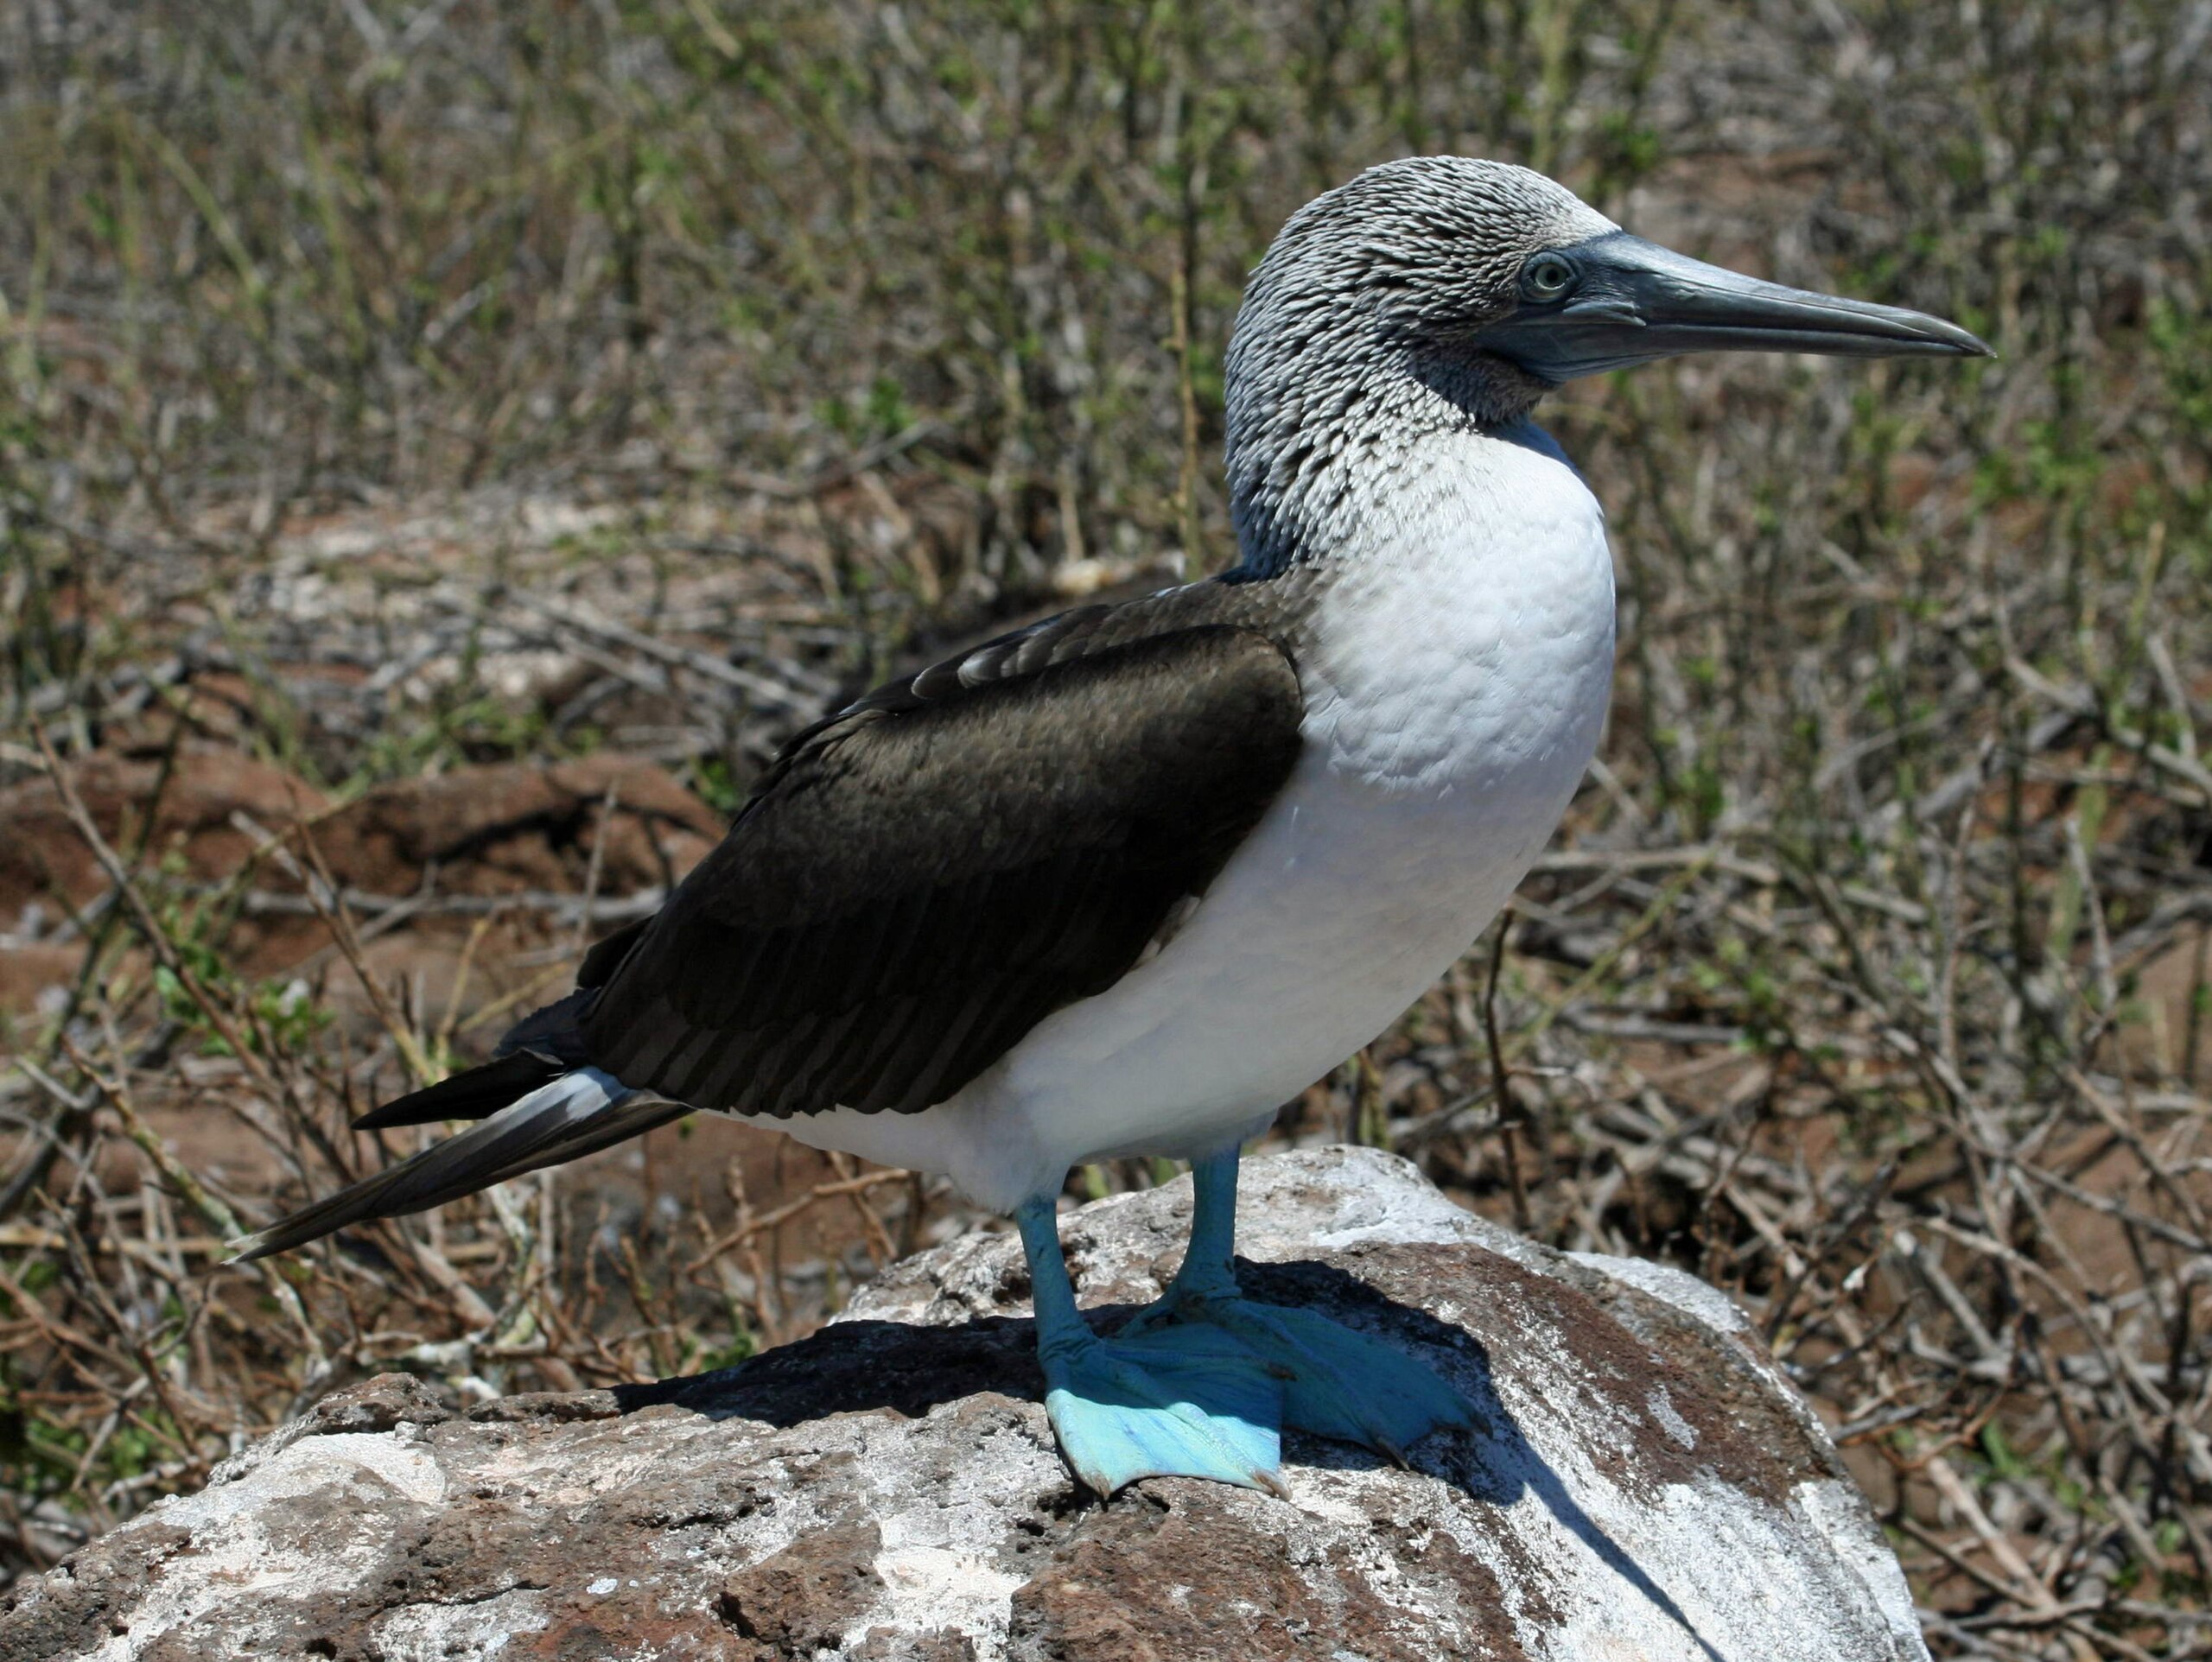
[306,754,727,900]
[308,1373,456,1437]
[1,1148,1927,1661]
[0,748,727,1013]
[0,749,331,923]
[0,748,723,925]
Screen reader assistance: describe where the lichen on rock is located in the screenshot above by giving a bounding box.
[1,1147,1927,1661]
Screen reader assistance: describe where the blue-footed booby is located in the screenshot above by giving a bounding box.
[238,159,1987,1496]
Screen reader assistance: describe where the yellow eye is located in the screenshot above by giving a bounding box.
[1524,255,1577,299]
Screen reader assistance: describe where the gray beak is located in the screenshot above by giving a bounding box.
[1476,230,1993,383]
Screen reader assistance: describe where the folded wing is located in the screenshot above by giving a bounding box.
[573,606,1306,1118]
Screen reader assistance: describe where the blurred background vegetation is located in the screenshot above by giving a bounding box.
[1,2,2208,1654]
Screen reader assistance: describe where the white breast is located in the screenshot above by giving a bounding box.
[770,422,1617,1211]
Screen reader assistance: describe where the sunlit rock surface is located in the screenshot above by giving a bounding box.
[3,1146,1924,1661]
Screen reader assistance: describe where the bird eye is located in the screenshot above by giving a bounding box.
[1523,254,1577,300]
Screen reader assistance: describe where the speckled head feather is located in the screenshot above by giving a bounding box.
[1225,158,1617,576]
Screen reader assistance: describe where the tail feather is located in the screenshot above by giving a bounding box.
[353,1050,565,1131]
[229,1066,682,1262]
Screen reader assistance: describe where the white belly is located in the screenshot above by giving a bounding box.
[760,423,1616,1211]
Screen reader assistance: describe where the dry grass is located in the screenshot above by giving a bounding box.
[3,3,2209,1654]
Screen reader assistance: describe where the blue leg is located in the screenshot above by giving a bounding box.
[1015,1195,1283,1497]
[1125,1147,1478,1462]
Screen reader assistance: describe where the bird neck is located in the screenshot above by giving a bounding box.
[1221,336,1554,582]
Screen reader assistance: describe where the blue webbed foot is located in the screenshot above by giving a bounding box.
[1016,1191,1287,1497]
[1040,1323,1286,1497]
[1122,1147,1478,1464]
[1014,1151,1474,1498]
[1124,1292,1476,1463]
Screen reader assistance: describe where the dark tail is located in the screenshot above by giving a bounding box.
[353,1050,565,1130]
[229,1063,686,1262]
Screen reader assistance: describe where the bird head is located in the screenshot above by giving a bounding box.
[1224,156,1990,572]
[1242,156,1991,394]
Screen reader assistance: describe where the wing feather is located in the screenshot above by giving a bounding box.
[562,603,1304,1120]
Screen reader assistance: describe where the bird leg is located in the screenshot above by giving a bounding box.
[1120,1147,1478,1464]
[1014,1194,1283,1498]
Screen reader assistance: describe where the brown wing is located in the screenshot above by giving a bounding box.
[571,601,1304,1117]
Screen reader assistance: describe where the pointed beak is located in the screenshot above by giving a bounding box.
[1476,230,1993,383]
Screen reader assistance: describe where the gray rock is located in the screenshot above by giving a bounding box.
[2,1147,1926,1661]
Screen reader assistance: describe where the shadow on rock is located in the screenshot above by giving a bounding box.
[613,1313,1043,1425]
[1239,1259,1728,1661]
[619,1253,1731,1662]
